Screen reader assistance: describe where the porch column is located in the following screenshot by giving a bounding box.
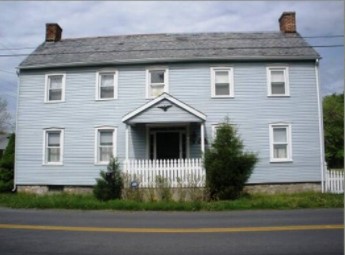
[200,122,205,155]
[125,124,129,162]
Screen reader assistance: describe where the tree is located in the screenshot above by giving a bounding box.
[0,97,11,133]
[323,93,344,169]
[204,119,258,200]
[0,133,15,192]
[93,157,123,201]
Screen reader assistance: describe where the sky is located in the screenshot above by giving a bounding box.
[0,1,344,121]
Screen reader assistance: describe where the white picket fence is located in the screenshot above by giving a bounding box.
[123,158,205,188]
[325,169,344,194]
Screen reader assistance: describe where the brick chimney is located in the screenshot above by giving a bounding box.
[279,12,296,33]
[45,23,62,42]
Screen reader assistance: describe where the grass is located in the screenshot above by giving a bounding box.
[0,192,343,211]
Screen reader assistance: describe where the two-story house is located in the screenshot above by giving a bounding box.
[15,12,324,193]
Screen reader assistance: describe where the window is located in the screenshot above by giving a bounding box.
[267,67,289,96]
[45,74,65,102]
[146,68,168,98]
[95,127,116,164]
[43,129,64,165]
[96,71,117,100]
[211,67,234,97]
[269,124,292,162]
[211,124,220,139]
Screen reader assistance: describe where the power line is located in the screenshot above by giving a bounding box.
[0,44,343,58]
[0,34,343,51]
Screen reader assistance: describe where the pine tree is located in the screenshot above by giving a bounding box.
[93,157,123,201]
[204,119,257,200]
[0,133,15,192]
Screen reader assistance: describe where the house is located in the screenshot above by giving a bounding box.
[15,12,325,194]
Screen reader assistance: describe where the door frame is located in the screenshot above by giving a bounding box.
[146,124,190,160]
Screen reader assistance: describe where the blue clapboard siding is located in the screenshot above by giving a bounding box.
[16,62,321,185]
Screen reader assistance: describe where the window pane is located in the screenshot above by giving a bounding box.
[48,148,60,162]
[274,144,287,158]
[100,131,113,146]
[271,70,284,82]
[100,86,114,98]
[100,74,114,87]
[100,147,113,162]
[48,132,60,146]
[273,128,287,143]
[215,71,229,83]
[150,70,165,83]
[151,85,164,97]
[49,76,62,89]
[271,83,285,95]
[215,83,230,96]
[49,89,62,101]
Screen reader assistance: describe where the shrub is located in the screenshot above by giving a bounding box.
[0,133,15,193]
[93,157,123,201]
[204,119,258,200]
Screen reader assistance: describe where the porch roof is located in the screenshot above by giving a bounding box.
[122,93,206,124]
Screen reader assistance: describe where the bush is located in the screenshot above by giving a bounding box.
[0,133,15,193]
[93,157,123,201]
[204,119,258,200]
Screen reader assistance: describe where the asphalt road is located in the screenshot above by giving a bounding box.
[0,208,343,255]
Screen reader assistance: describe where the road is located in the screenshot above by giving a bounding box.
[0,208,343,255]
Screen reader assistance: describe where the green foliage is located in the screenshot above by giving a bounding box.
[0,192,342,211]
[204,119,258,200]
[93,157,123,201]
[323,93,344,168]
[0,133,15,193]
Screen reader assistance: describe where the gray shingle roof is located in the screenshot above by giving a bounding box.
[19,32,320,69]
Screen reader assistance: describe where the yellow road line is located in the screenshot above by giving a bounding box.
[0,224,343,233]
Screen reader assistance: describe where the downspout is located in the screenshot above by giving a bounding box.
[315,59,325,192]
[12,68,20,192]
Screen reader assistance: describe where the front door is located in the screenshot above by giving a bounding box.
[149,127,187,160]
[156,132,180,159]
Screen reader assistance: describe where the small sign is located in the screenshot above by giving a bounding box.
[131,180,139,189]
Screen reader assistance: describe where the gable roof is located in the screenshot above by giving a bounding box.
[19,32,320,69]
[122,93,206,124]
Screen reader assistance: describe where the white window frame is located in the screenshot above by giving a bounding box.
[94,126,117,165]
[269,123,292,162]
[146,67,169,99]
[43,128,64,165]
[210,67,234,98]
[45,73,66,103]
[211,124,220,140]
[267,66,290,97]
[95,70,118,100]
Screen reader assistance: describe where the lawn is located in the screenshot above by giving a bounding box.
[0,192,342,211]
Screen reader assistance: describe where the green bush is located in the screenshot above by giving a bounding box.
[0,133,15,193]
[93,157,123,201]
[204,119,258,200]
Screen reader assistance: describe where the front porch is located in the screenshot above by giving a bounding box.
[121,93,207,188]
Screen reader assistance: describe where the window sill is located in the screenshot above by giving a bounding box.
[94,162,109,166]
[270,159,293,163]
[211,96,234,99]
[267,95,290,98]
[95,98,117,101]
[42,163,64,166]
[44,100,65,104]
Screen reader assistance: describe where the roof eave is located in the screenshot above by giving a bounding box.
[18,55,320,70]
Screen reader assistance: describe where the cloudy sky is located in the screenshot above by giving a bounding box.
[0,1,343,119]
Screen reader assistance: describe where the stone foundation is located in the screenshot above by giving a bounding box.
[17,185,93,195]
[17,183,321,197]
[244,183,321,194]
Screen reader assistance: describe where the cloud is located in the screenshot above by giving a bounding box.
[0,1,343,116]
